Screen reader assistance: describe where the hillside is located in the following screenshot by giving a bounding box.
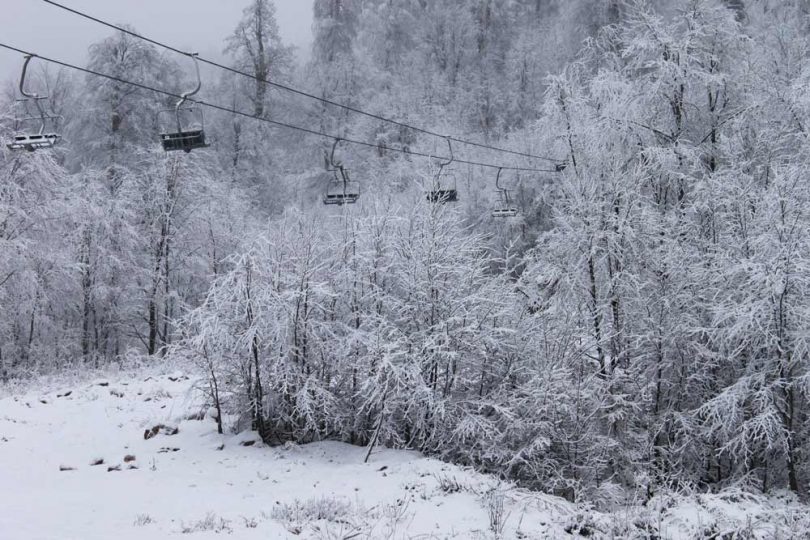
[2,366,808,539]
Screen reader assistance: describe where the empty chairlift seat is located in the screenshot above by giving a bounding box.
[426,185,458,203]
[426,138,459,204]
[158,53,209,153]
[159,121,208,153]
[323,179,360,205]
[5,55,62,153]
[7,132,60,152]
[322,139,361,206]
[492,207,518,218]
[426,170,459,204]
[491,168,519,218]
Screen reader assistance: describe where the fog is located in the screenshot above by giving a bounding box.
[0,0,313,80]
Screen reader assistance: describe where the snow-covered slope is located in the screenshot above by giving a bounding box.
[1,368,807,539]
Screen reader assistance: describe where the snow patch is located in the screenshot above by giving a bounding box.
[1,367,807,539]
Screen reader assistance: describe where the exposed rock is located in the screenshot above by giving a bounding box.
[144,424,179,440]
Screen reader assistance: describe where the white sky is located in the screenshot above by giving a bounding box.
[0,0,314,83]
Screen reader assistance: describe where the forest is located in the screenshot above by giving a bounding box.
[2,0,810,510]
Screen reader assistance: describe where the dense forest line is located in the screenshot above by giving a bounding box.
[3,0,810,504]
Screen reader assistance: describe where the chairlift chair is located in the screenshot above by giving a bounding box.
[426,172,458,203]
[492,206,518,218]
[322,139,360,205]
[158,53,209,153]
[6,55,62,152]
[323,173,361,205]
[426,137,458,204]
[492,168,519,218]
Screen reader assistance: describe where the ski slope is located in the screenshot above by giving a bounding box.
[1,366,807,539]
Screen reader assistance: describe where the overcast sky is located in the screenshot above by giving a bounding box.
[0,0,314,84]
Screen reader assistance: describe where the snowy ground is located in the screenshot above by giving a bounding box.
[1,366,809,539]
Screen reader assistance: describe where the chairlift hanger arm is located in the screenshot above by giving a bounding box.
[13,54,58,140]
[433,136,455,184]
[19,55,44,127]
[438,137,454,169]
[19,55,46,100]
[176,53,201,112]
[329,138,352,184]
[330,138,344,169]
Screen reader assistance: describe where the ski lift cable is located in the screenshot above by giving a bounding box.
[40,0,564,165]
[0,43,559,173]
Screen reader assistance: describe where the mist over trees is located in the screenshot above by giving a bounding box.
[3,0,810,504]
